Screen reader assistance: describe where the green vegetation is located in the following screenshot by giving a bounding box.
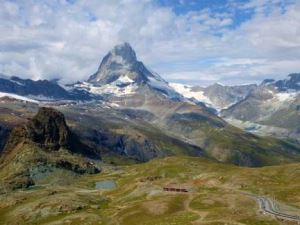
[0,156,299,225]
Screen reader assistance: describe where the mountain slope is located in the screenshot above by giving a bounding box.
[59,96,300,167]
[45,44,300,166]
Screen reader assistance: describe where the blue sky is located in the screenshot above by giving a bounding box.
[159,0,289,25]
[0,0,299,86]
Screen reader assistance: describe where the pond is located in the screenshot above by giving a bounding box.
[95,180,117,190]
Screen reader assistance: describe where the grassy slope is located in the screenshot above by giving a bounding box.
[163,112,300,166]
[205,125,300,165]
[0,156,299,225]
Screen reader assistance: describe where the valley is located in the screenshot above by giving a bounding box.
[0,156,299,225]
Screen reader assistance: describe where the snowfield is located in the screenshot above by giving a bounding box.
[73,76,138,97]
[275,92,298,102]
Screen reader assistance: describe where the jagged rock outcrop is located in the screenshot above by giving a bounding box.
[3,107,100,159]
[0,107,101,190]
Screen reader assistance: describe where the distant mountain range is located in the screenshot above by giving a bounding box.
[171,74,300,142]
[221,77,300,142]
[0,43,300,170]
[0,43,298,114]
[170,82,258,111]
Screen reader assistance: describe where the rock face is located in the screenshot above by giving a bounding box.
[202,83,257,109]
[88,42,152,84]
[87,129,165,162]
[19,107,70,149]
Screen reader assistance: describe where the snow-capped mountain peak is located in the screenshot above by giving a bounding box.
[80,43,181,99]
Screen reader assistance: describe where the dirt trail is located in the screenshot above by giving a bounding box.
[184,193,245,225]
[183,193,207,224]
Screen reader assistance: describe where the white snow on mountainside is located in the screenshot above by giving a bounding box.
[0,92,38,103]
[170,83,213,105]
[275,92,298,102]
[73,77,138,97]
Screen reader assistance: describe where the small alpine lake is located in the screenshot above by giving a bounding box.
[95,180,117,190]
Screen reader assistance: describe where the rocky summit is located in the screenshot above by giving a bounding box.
[88,42,155,84]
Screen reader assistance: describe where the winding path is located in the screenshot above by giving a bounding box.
[246,193,300,223]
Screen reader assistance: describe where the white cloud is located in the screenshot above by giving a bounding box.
[0,0,299,85]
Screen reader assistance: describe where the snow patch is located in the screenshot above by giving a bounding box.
[275,92,297,102]
[27,95,56,101]
[115,75,134,85]
[73,81,137,97]
[0,92,38,103]
[170,83,213,105]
